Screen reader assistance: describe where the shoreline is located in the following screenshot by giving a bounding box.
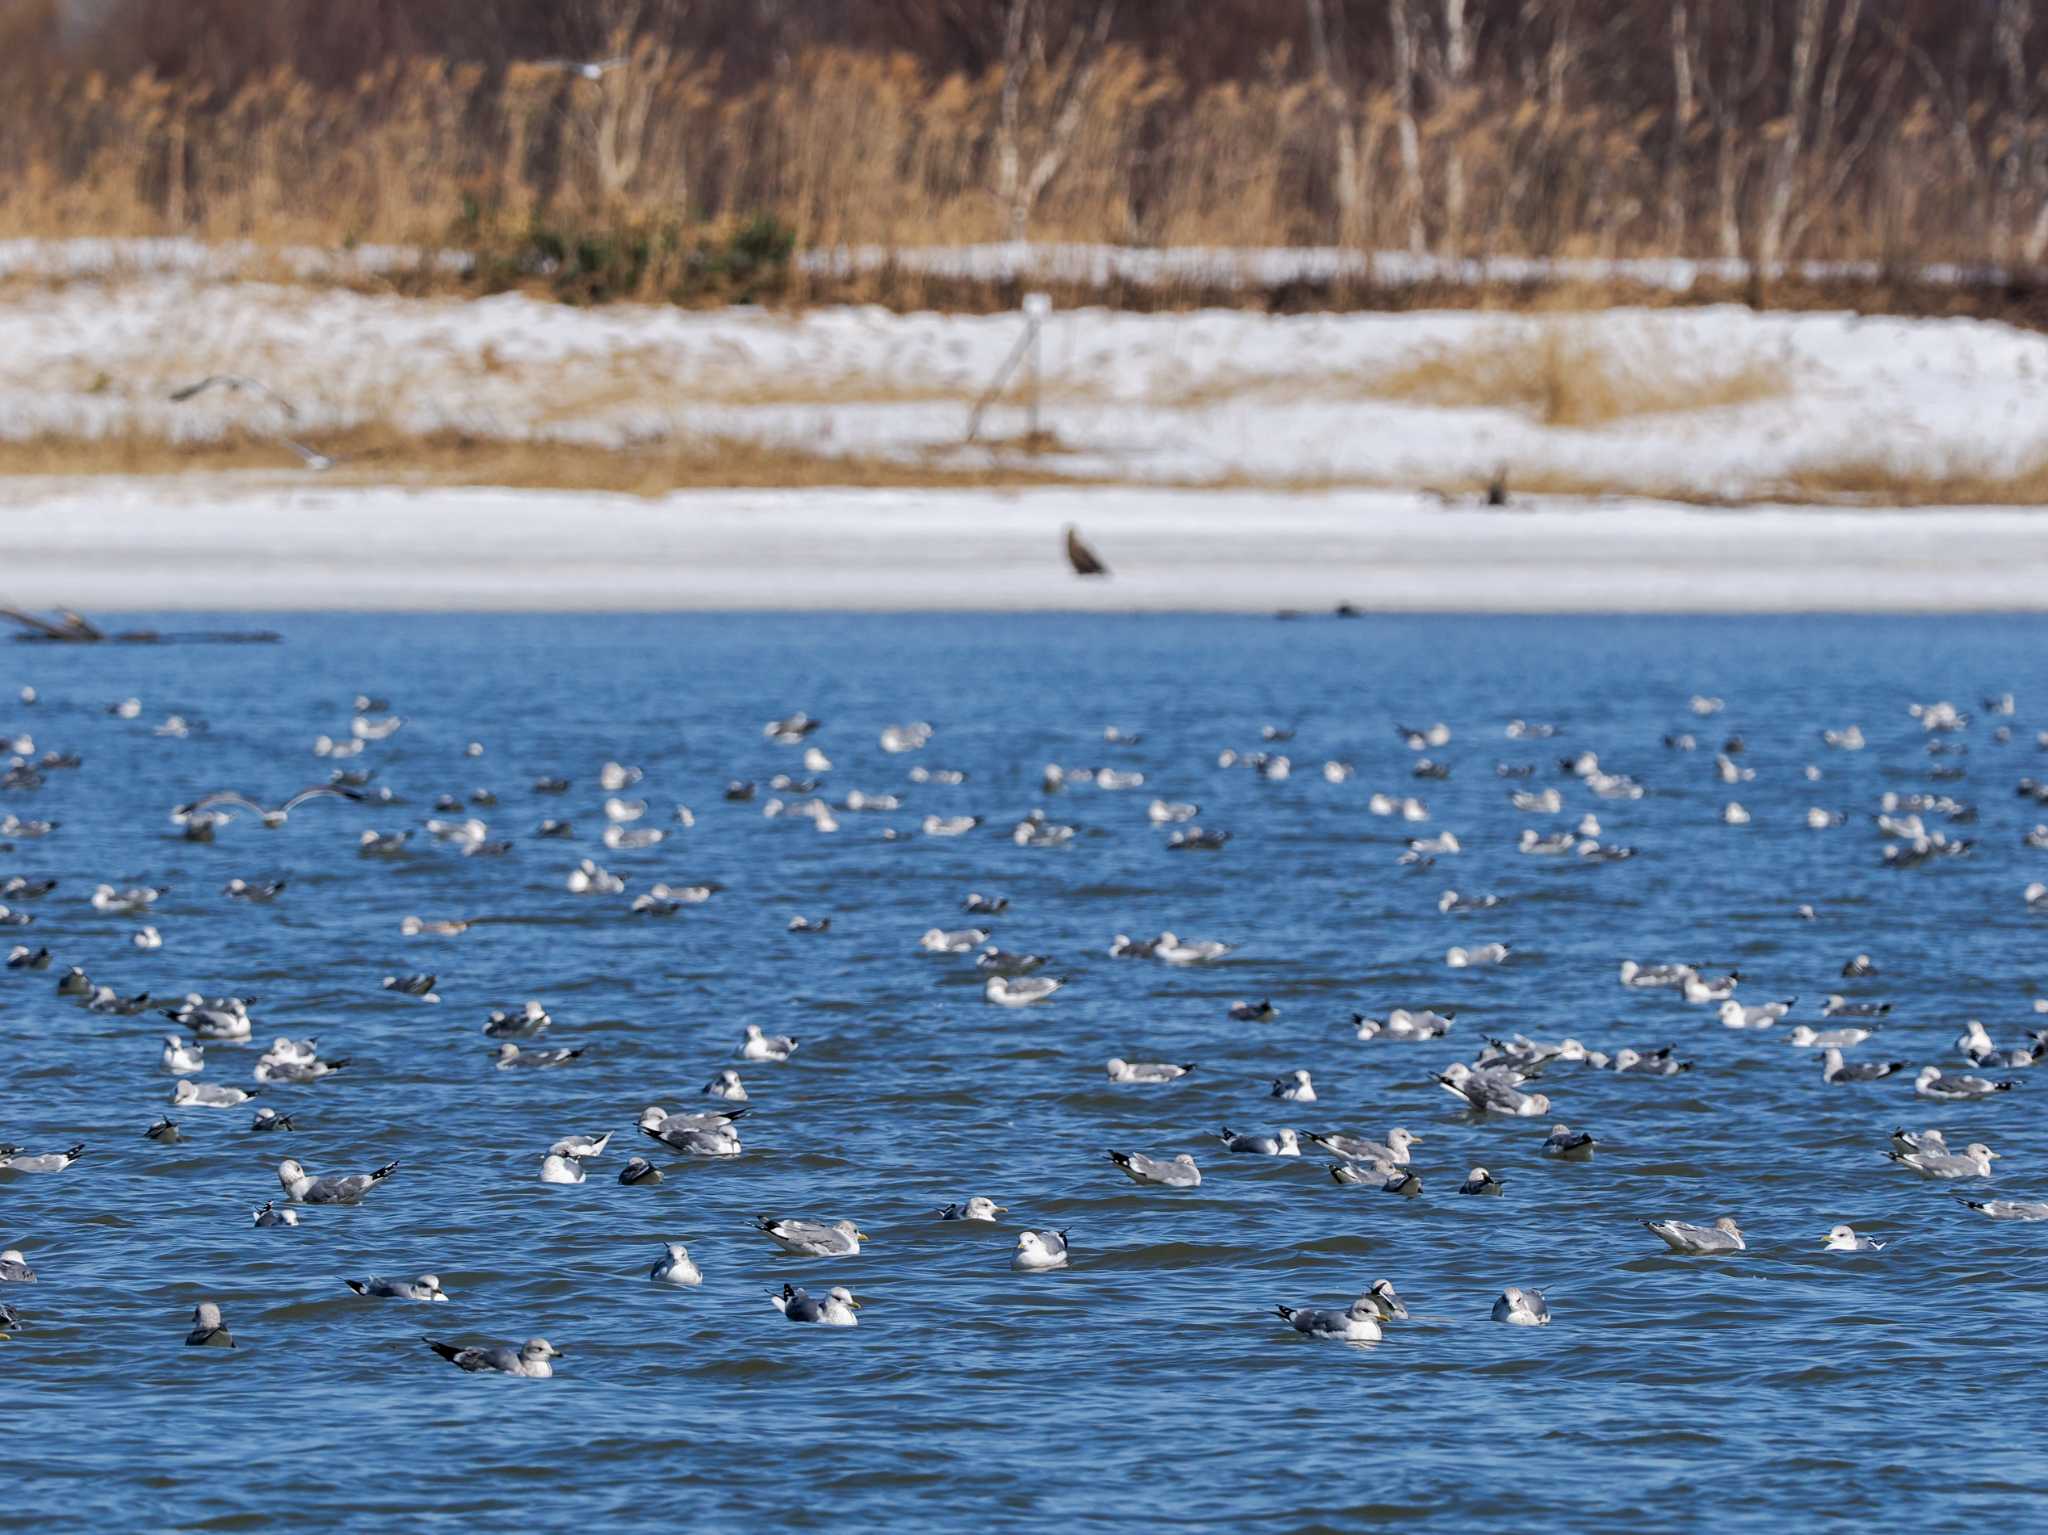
[3,480,2045,614]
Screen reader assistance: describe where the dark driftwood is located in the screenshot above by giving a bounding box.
[0,608,279,644]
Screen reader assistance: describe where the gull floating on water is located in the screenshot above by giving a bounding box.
[1541,1125,1597,1160]
[1492,1287,1550,1325]
[278,1156,398,1204]
[185,1301,234,1348]
[0,1248,34,1281]
[425,1337,561,1377]
[539,1152,586,1185]
[252,1201,297,1227]
[1821,1048,1905,1084]
[1823,1225,1884,1251]
[741,1025,799,1061]
[1916,1065,2015,1099]
[755,1217,867,1256]
[496,1042,584,1070]
[703,1069,748,1100]
[1887,1141,1999,1178]
[1957,1195,2048,1221]
[1106,1150,1202,1187]
[347,1274,447,1301]
[985,975,1062,1006]
[1271,1070,1316,1103]
[938,1197,1008,1221]
[1307,1127,1419,1165]
[1106,1057,1194,1083]
[1275,1294,1382,1342]
[1013,1230,1070,1271]
[1354,1008,1455,1041]
[1645,1217,1745,1254]
[1217,1126,1301,1156]
[651,1243,702,1284]
[920,927,988,954]
[173,1079,254,1108]
[771,1284,859,1325]
[639,1112,743,1157]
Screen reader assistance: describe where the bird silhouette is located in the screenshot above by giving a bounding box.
[1065,525,1109,577]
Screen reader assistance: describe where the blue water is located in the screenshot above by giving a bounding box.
[5,612,2048,1531]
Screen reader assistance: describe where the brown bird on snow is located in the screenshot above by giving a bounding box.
[1065,525,1109,578]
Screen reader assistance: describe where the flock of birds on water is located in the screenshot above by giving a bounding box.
[1,677,2046,1366]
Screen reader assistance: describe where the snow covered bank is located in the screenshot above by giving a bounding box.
[1,479,2043,612]
[4,277,2046,502]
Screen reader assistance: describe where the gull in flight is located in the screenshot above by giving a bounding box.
[172,786,362,828]
[534,55,628,80]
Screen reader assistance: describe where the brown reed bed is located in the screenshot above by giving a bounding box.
[7,423,2046,509]
[1,38,2044,326]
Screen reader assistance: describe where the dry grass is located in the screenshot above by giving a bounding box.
[7,424,2048,508]
[0,426,1091,493]
[0,41,2036,306]
[1763,458,2048,508]
[1359,325,1785,427]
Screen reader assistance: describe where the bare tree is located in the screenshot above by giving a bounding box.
[1303,0,1363,243]
[1663,0,1695,251]
[1432,0,1476,254]
[1389,0,1426,254]
[1756,0,1821,271]
[993,0,1117,243]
